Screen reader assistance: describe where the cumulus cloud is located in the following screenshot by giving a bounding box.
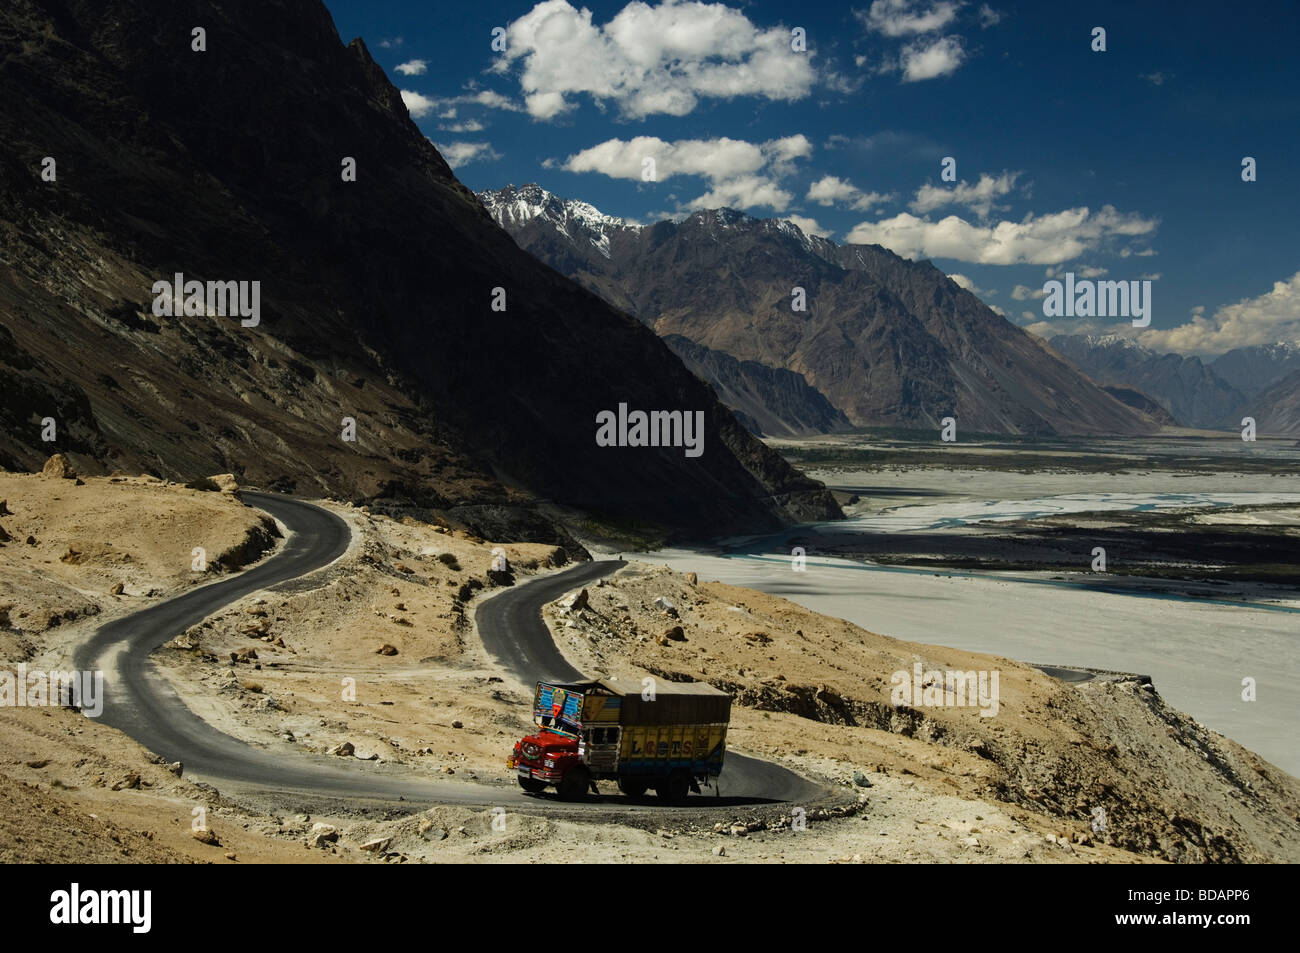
[1044,264,1107,278]
[1011,284,1046,300]
[559,134,812,211]
[977,4,1002,27]
[947,273,994,297]
[900,35,966,81]
[404,89,522,120]
[395,59,428,76]
[1135,273,1300,356]
[859,0,961,36]
[845,204,1159,265]
[783,214,832,238]
[401,90,439,118]
[910,171,1019,219]
[806,175,893,211]
[440,119,486,133]
[435,141,503,167]
[494,0,816,120]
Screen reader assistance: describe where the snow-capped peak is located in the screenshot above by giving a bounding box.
[477,184,638,258]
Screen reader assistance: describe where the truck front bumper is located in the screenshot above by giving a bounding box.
[513,762,562,782]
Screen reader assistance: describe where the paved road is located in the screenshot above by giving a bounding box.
[476,558,825,805]
[73,494,825,811]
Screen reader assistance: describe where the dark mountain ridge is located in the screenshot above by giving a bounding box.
[0,0,839,542]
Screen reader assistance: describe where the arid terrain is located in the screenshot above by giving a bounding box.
[2,464,1297,863]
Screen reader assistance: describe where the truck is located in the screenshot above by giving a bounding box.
[506,677,731,802]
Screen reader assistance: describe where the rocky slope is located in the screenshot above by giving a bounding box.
[480,185,1158,437]
[1051,334,1246,430]
[662,335,851,437]
[1212,343,1300,399]
[0,0,838,543]
[1253,369,1300,436]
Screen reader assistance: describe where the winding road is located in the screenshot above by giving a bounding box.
[73,493,826,812]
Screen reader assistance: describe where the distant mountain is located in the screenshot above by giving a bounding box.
[0,0,840,542]
[480,185,1156,437]
[662,335,851,437]
[1100,386,1179,426]
[1212,343,1300,398]
[1252,369,1300,436]
[1050,334,1245,430]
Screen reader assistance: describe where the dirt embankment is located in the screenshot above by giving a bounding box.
[545,564,1300,863]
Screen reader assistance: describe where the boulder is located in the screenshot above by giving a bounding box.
[665,625,686,642]
[110,772,141,791]
[192,828,221,846]
[326,742,355,757]
[376,643,398,656]
[41,454,76,479]
[359,837,391,853]
[207,473,240,493]
[569,588,589,611]
[306,823,339,848]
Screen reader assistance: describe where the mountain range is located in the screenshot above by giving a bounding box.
[1051,335,1300,434]
[479,184,1160,438]
[0,0,839,543]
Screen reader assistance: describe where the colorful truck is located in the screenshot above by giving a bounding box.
[507,677,731,802]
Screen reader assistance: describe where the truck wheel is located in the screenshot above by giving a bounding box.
[618,777,649,799]
[558,765,590,801]
[517,776,547,794]
[657,769,690,804]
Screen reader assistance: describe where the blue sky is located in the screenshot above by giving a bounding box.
[323,0,1300,356]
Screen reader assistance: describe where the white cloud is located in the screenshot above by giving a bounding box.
[977,4,1002,27]
[783,214,832,238]
[401,90,439,118]
[1135,273,1300,356]
[988,303,1006,316]
[900,35,965,81]
[560,134,812,211]
[1046,264,1108,279]
[910,171,1019,218]
[947,273,994,297]
[435,141,503,167]
[845,204,1159,265]
[1139,71,1170,86]
[404,89,522,120]
[440,119,486,133]
[806,175,893,211]
[395,59,428,76]
[860,0,961,37]
[689,176,793,211]
[1011,284,1046,300]
[495,0,816,120]
[468,89,523,111]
